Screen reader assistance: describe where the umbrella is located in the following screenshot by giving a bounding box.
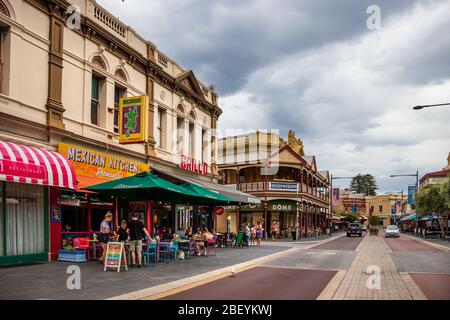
[180,182,236,204]
[85,171,201,202]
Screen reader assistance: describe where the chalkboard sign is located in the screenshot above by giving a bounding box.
[104,242,128,272]
[234,231,247,247]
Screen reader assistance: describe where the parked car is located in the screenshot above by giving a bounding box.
[347,223,362,237]
[385,225,400,238]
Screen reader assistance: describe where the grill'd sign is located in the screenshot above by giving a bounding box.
[180,155,208,176]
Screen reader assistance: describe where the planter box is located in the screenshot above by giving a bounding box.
[57,249,87,263]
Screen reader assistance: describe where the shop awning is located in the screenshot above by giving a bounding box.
[420,214,438,221]
[0,139,77,189]
[180,182,236,204]
[152,166,262,205]
[400,214,417,221]
[84,171,199,201]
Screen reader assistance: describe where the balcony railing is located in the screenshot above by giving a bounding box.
[235,181,329,201]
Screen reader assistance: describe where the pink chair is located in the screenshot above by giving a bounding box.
[73,237,91,260]
[206,238,216,256]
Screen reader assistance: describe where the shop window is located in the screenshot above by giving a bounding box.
[113,85,126,133]
[90,208,111,232]
[5,182,45,256]
[61,207,88,232]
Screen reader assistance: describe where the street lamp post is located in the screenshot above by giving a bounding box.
[390,171,419,233]
[412,102,450,110]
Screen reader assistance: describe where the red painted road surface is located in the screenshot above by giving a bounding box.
[314,234,364,251]
[409,273,450,300]
[161,266,336,300]
[383,235,439,252]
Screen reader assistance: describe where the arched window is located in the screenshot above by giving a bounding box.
[0,1,10,17]
[114,68,127,82]
[177,104,185,114]
[92,56,107,70]
[188,110,196,120]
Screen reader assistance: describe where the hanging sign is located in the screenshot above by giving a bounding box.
[119,96,148,144]
[104,242,128,272]
[214,206,225,215]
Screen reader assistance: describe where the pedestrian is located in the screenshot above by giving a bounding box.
[250,225,256,245]
[255,221,263,245]
[99,211,113,264]
[127,212,152,268]
[243,224,251,246]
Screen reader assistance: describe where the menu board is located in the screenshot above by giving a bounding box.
[104,242,127,272]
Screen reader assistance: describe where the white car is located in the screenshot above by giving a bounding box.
[385,225,400,238]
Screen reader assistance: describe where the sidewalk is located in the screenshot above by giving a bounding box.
[265,232,345,244]
[0,245,288,300]
[401,232,450,251]
[318,235,427,300]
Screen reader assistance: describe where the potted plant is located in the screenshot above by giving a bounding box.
[368,216,380,235]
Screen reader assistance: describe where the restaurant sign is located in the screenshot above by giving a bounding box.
[180,155,208,176]
[119,96,148,144]
[269,200,298,212]
[268,182,299,192]
[58,142,149,181]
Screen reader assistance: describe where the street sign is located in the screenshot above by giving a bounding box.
[408,185,416,205]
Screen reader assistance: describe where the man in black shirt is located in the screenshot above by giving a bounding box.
[127,212,152,267]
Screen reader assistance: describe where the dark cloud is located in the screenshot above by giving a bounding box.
[98,0,450,192]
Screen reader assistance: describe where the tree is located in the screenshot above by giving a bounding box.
[350,174,377,196]
[342,212,358,223]
[415,175,450,239]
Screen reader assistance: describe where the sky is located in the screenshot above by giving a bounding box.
[98,0,450,193]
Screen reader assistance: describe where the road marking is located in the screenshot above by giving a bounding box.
[316,270,347,300]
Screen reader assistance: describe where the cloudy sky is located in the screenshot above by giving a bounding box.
[99,0,450,193]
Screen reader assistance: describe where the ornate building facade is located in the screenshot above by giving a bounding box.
[0,0,236,265]
[217,131,331,238]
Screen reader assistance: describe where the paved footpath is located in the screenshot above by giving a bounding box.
[320,234,427,300]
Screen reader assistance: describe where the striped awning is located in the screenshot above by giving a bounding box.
[0,140,77,189]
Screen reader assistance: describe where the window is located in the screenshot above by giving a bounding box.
[113,86,125,133]
[202,129,207,162]
[177,117,184,154]
[91,76,100,125]
[0,26,11,95]
[156,108,165,148]
[379,205,383,212]
[189,122,195,157]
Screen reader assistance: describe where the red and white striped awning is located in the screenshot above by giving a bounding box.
[0,140,77,189]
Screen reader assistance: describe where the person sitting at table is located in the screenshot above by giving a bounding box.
[63,224,71,233]
[162,227,174,241]
[195,228,213,256]
[185,226,193,239]
[127,212,152,268]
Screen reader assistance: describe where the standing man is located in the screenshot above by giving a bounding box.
[127,212,152,268]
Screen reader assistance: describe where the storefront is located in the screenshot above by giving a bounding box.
[0,139,77,266]
[50,141,149,260]
[151,163,260,235]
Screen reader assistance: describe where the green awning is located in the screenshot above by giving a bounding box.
[85,171,200,202]
[400,214,417,221]
[180,182,235,204]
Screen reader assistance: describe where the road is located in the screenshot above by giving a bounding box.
[155,232,450,300]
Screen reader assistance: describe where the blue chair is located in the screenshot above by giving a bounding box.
[158,241,172,263]
[143,242,158,267]
[169,241,178,261]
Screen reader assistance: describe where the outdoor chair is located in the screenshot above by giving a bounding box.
[73,237,91,260]
[206,238,217,256]
[178,240,193,259]
[158,241,178,262]
[143,242,158,266]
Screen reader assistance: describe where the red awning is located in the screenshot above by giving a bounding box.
[0,140,77,189]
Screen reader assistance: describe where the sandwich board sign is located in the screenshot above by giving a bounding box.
[104,242,128,272]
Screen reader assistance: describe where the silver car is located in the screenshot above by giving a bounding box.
[385,225,400,238]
